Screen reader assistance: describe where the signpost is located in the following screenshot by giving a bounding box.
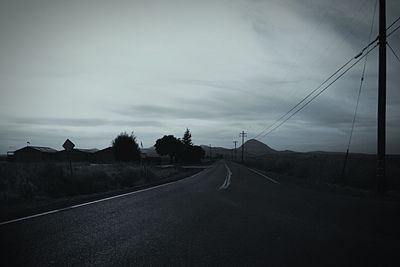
[63,139,75,176]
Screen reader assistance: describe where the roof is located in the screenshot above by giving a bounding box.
[95,147,113,153]
[74,148,99,153]
[15,146,58,153]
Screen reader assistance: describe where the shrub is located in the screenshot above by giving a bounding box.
[112,132,141,162]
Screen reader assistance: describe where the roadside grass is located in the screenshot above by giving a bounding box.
[243,153,400,191]
[0,162,186,205]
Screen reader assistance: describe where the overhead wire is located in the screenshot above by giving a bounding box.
[385,16,400,65]
[387,42,400,64]
[252,57,354,139]
[340,0,377,182]
[261,43,378,138]
[387,24,400,38]
[252,15,400,140]
[251,0,371,140]
[252,5,334,138]
[387,15,400,30]
[346,0,377,151]
[252,38,378,139]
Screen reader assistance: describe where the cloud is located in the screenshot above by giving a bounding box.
[0,0,399,154]
[8,117,165,128]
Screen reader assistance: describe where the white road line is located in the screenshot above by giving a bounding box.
[0,169,207,227]
[219,163,232,190]
[247,167,280,184]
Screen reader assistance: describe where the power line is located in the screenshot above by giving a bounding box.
[340,0,377,183]
[387,42,400,64]
[252,57,354,140]
[387,24,400,37]
[259,5,336,125]
[252,15,399,140]
[253,37,378,140]
[346,0,377,151]
[387,15,400,30]
[261,43,378,137]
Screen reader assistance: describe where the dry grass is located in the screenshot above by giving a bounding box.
[245,153,400,190]
[0,162,184,204]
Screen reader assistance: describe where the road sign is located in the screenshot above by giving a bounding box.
[63,139,75,151]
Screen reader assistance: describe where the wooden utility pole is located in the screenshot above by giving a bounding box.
[377,0,386,195]
[240,131,247,163]
[233,141,238,161]
[209,144,212,160]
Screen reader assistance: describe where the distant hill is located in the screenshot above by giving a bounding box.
[201,145,232,158]
[143,139,278,159]
[200,139,277,158]
[141,146,159,157]
[239,139,277,156]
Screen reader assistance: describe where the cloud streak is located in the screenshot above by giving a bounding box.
[0,0,399,154]
[8,117,165,128]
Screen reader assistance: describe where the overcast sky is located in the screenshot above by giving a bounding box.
[0,0,399,154]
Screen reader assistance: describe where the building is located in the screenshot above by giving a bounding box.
[56,148,99,162]
[11,144,161,164]
[14,146,58,162]
[93,147,115,163]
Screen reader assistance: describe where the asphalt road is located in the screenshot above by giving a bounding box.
[1,160,399,266]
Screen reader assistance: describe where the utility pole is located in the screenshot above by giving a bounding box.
[209,144,212,161]
[377,0,386,195]
[233,141,238,161]
[240,131,247,163]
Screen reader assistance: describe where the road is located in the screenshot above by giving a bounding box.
[0,160,399,266]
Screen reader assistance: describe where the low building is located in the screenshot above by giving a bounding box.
[93,147,115,163]
[56,148,99,162]
[14,146,58,162]
[6,151,14,162]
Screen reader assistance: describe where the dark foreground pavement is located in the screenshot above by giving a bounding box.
[0,160,399,266]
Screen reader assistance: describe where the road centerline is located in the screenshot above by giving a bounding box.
[219,163,232,190]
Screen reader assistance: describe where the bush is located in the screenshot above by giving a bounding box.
[0,161,194,205]
[112,132,141,162]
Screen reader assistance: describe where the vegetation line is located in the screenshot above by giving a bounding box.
[0,167,208,227]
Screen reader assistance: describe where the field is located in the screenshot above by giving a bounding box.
[244,152,400,191]
[0,162,199,205]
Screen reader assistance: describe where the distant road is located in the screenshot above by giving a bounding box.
[1,160,399,266]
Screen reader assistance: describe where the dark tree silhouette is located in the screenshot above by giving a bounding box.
[112,132,140,162]
[155,130,205,163]
[184,145,205,163]
[181,129,204,163]
[154,135,183,162]
[182,128,193,146]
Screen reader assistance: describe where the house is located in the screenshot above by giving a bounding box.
[56,148,99,162]
[140,147,162,165]
[14,146,58,162]
[93,147,115,163]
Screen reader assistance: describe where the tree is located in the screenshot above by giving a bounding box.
[155,130,205,163]
[181,128,205,163]
[112,132,141,162]
[182,128,193,146]
[154,135,183,162]
[184,145,205,163]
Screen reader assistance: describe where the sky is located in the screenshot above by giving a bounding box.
[0,0,399,154]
